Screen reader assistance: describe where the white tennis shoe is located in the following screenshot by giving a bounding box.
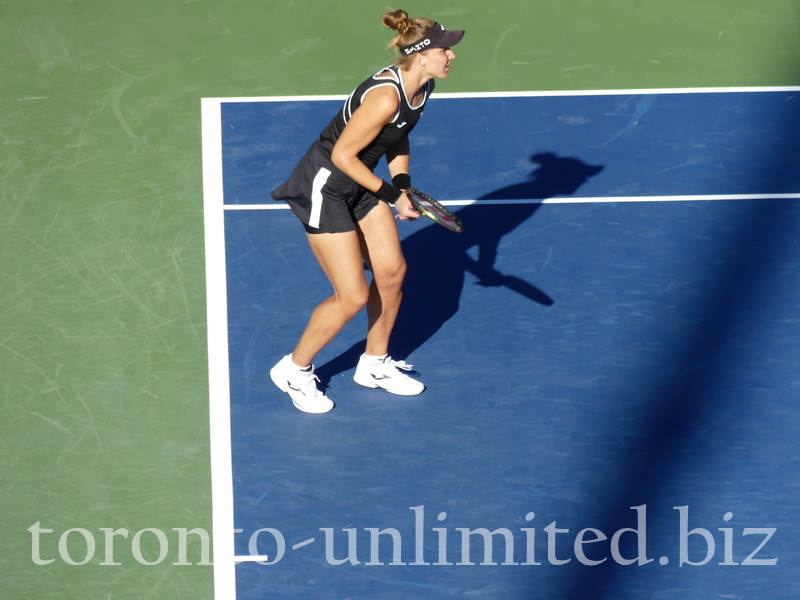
[270,355,334,414]
[353,354,425,396]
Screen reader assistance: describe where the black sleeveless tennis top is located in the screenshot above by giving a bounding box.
[317,65,434,170]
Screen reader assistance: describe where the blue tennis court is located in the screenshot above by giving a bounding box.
[202,90,800,599]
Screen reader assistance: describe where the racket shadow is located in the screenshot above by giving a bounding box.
[316,152,604,381]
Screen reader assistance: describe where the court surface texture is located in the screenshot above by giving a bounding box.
[202,89,800,599]
[6,2,800,599]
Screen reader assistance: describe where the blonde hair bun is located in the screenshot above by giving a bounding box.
[381,9,412,34]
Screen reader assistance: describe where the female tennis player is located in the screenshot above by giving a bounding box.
[269,9,464,413]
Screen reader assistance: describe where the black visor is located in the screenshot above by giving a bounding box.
[399,22,465,56]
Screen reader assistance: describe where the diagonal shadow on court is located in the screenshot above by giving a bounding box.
[532,91,800,599]
[315,153,604,386]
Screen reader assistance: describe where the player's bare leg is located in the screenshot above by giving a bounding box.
[291,230,370,367]
[356,201,406,356]
[353,201,424,395]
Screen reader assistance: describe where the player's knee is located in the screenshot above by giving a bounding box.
[374,259,407,290]
[340,286,370,315]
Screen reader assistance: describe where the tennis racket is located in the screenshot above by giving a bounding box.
[405,188,465,233]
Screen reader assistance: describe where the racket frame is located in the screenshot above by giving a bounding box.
[405,188,465,233]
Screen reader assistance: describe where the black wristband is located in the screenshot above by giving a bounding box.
[391,173,411,190]
[376,181,403,205]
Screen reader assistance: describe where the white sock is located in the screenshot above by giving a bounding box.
[363,353,388,365]
[289,354,312,371]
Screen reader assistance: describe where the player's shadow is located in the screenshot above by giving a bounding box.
[315,153,604,385]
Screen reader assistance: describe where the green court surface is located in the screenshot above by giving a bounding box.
[2,1,798,597]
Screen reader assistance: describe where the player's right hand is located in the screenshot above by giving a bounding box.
[394,192,420,221]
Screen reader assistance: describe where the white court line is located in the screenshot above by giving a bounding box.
[201,98,237,599]
[234,555,270,563]
[204,85,800,104]
[225,193,800,211]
